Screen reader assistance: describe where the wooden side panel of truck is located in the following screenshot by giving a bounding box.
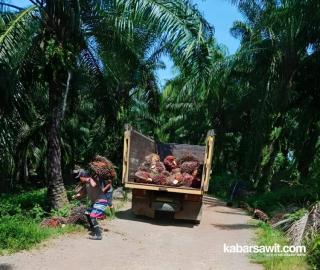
[122,125,215,222]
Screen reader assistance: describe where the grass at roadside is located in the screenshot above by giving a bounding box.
[0,188,83,255]
[105,191,128,219]
[0,188,128,255]
[251,222,309,270]
[0,215,82,255]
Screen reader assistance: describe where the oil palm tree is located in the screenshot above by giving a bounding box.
[0,0,213,208]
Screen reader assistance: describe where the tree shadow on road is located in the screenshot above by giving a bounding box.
[211,223,257,230]
[116,208,196,228]
[0,264,13,270]
[202,196,227,208]
[214,210,248,216]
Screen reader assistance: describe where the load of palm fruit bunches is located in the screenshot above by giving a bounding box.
[134,153,202,188]
[89,155,116,179]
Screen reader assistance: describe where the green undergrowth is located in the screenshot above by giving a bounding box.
[209,173,319,215]
[208,173,233,200]
[306,235,320,270]
[246,187,318,214]
[251,222,309,270]
[0,187,128,254]
[0,188,82,255]
[105,192,128,219]
[0,216,81,255]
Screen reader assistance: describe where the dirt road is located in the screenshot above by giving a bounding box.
[0,197,262,270]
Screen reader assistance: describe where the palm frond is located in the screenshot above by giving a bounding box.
[0,5,38,66]
[287,202,320,245]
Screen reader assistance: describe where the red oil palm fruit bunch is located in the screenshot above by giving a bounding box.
[164,155,178,172]
[93,155,112,165]
[151,173,167,185]
[182,173,194,187]
[162,170,171,177]
[166,173,183,186]
[89,161,116,179]
[41,217,67,228]
[180,161,199,174]
[134,170,152,183]
[89,155,116,179]
[150,161,166,174]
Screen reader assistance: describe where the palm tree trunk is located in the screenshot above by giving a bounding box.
[47,72,68,209]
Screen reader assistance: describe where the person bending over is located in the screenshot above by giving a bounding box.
[73,169,108,240]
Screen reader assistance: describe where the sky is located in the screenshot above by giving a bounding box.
[157,0,243,86]
[10,0,243,86]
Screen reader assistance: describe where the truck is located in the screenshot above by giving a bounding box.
[122,125,215,223]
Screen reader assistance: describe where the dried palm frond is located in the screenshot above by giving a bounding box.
[272,218,294,230]
[270,213,286,225]
[272,209,307,230]
[286,202,320,245]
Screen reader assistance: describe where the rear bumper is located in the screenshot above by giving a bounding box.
[131,189,203,222]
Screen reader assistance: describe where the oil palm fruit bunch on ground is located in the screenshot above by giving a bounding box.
[41,217,67,228]
[41,205,91,228]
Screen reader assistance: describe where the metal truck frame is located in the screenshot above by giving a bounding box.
[122,125,215,222]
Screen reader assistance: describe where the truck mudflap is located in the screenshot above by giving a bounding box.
[174,200,203,222]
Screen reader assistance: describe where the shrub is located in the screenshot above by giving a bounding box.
[307,236,320,269]
[252,222,309,270]
[246,186,317,214]
[0,188,82,254]
[208,173,236,199]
